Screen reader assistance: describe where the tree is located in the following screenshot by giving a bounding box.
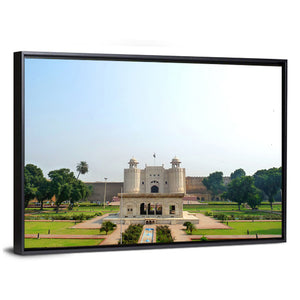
[35,178,52,210]
[24,169,37,208]
[230,168,246,180]
[48,168,75,213]
[69,180,92,209]
[246,187,263,210]
[253,167,282,209]
[183,222,192,231]
[100,221,116,235]
[187,223,196,234]
[202,171,226,199]
[24,164,44,208]
[223,176,262,210]
[76,161,89,179]
[69,182,83,209]
[81,183,93,202]
[183,222,196,234]
[222,177,244,210]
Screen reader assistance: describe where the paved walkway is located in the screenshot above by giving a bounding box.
[169,224,190,242]
[193,213,231,229]
[71,213,111,229]
[100,224,128,245]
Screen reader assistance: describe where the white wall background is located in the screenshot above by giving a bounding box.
[0,1,299,299]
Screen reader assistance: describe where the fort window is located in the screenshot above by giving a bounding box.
[169,205,175,215]
[148,203,155,215]
[140,203,146,215]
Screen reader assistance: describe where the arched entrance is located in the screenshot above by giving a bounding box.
[151,185,159,193]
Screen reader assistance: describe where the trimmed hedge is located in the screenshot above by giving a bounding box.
[212,212,281,221]
[24,212,102,221]
[120,224,143,245]
[156,225,173,243]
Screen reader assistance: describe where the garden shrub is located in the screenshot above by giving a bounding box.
[120,224,143,244]
[214,213,228,222]
[156,225,173,243]
[204,211,213,217]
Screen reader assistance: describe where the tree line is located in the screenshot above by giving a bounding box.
[202,167,282,210]
[24,161,92,212]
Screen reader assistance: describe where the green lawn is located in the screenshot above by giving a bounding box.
[25,211,102,220]
[25,221,112,235]
[183,203,282,220]
[25,238,103,248]
[187,221,282,235]
[183,203,282,212]
[25,205,120,220]
[72,205,119,212]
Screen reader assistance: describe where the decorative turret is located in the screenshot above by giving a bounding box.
[171,156,181,168]
[124,157,141,193]
[128,157,139,169]
[168,156,185,193]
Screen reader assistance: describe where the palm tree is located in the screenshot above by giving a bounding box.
[76,161,89,179]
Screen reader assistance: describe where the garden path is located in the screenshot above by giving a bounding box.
[100,224,129,245]
[71,213,110,229]
[193,213,231,229]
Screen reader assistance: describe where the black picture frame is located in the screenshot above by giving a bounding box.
[14,51,287,255]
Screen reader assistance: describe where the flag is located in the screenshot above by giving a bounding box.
[153,153,156,158]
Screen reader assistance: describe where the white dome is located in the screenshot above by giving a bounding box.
[171,156,181,163]
[128,157,139,168]
[129,157,138,163]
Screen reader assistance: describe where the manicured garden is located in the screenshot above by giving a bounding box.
[25,238,104,248]
[156,225,173,243]
[72,204,120,212]
[183,202,282,221]
[25,221,112,235]
[120,224,143,244]
[24,221,114,249]
[25,203,120,221]
[183,202,282,212]
[186,221,282,236]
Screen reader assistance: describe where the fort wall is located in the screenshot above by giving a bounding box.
[85,176,230,203]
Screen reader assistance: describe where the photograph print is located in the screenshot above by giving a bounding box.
[22,54,285,251]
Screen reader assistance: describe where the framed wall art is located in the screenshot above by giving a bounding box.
[14,52,287,254]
